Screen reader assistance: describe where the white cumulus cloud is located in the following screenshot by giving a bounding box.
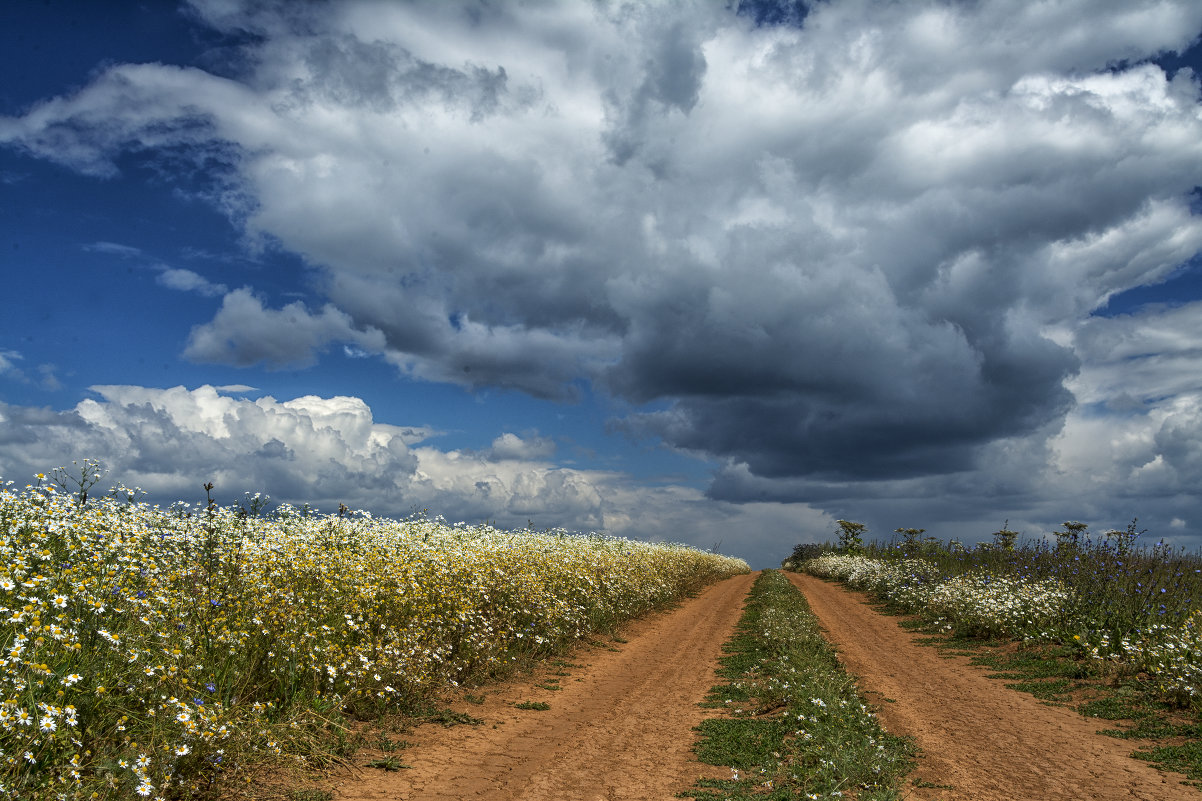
[156,267,228,297]
[0,385,827,566]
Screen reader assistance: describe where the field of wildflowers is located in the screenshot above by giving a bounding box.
[0,467,748,800]
[802,528,1202,706]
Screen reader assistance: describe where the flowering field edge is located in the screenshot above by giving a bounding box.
[800,550,1202,787]
[0,476,748,799]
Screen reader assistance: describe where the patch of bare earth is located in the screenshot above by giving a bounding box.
[326,572,755,801]
[788,572,1200,801]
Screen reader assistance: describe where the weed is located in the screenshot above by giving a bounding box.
[426,708,483,727]
[912,777,955,789]
[515,701,551,711]
[375,735,408,752]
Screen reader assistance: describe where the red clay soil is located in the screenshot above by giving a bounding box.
[788,572,1200,801]
[330,572,755,801]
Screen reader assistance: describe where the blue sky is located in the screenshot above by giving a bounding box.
[2,1,1202,568]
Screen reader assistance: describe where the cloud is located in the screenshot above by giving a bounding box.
[183,288,386,368]
[83,241,230,299]
[84,241,144,257]
[1050,301,1202,505]
[0,385,823,566]
[36,364,63,392]
[0,350,21,376]
[702,298,1202,547]
[0,385,416,512]
[3,0,1202,495]
[156,267,228,297]
[1070,302,1202,407]
[0,350,62,392]
[484,432,557,461]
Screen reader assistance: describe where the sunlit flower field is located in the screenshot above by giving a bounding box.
[0,469,748,799]
[804,545,1202,706]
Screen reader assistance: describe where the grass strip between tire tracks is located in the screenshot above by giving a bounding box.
[685,570,915,800]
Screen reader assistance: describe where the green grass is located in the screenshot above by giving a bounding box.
[685,570,915,800]
[1134,743,1202,780]
[514,701,551,711]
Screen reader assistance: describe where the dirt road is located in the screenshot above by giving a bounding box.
[788,572,1199,801]
[332,572,755,801]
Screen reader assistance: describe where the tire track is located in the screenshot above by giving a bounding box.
[333,572,755,801]
[788,572,1198,800]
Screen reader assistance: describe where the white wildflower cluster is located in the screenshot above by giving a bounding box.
[806,554,1065,636]
[925,572,1069,637]
[806,552,1202,702]
[1137,615,1202,700]
[805,554,943,609]
[1078,611,1202,702]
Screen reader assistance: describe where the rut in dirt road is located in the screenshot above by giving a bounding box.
[333,572,755,801]
[788,572,1199,801]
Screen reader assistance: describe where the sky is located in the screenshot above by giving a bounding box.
[2,0,1202,569]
